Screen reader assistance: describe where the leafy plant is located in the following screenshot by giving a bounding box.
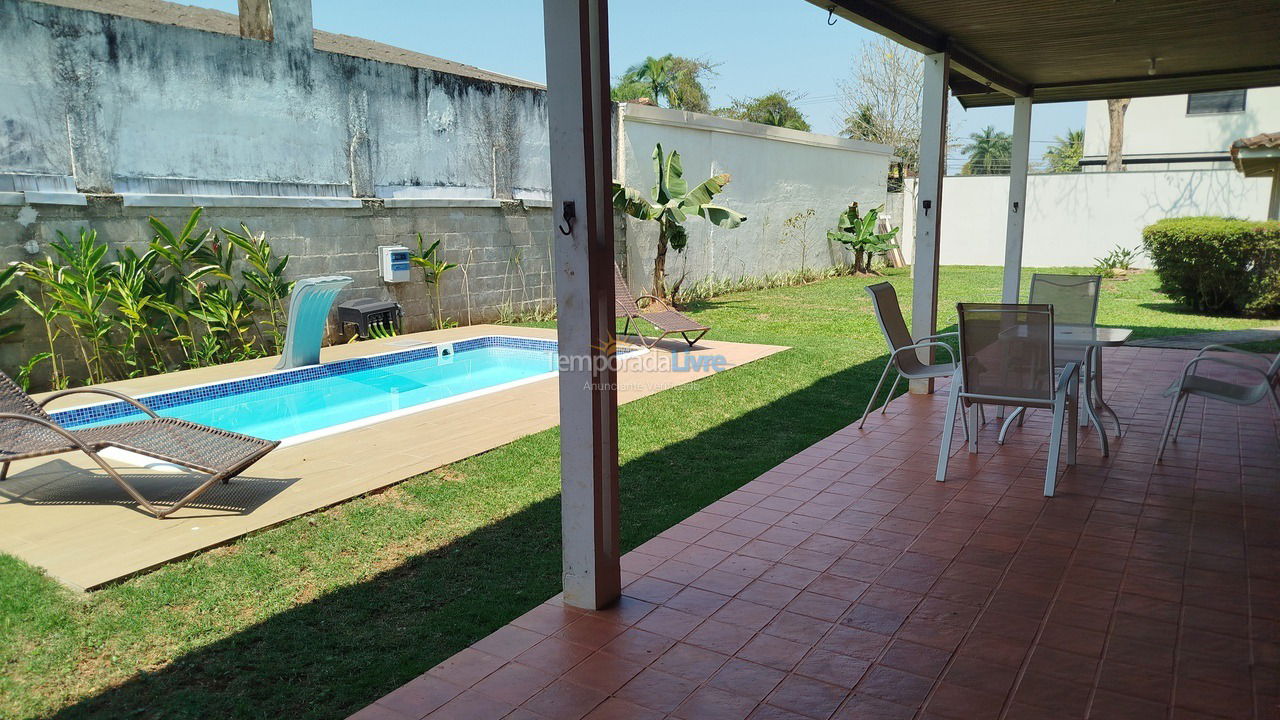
[12,211,295,389]
[826,202,899,275]
[612,143,747,299]
[1044,129,1084,173]
[0,263,24,342]
[1143,216,1280,316]
[1092,244,1142,278]
[960,126,1013,176]
[409,233,459,330]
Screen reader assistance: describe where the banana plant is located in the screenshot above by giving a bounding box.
[612,143,746,299]
[410,233,458,330]
[826,202,899,275]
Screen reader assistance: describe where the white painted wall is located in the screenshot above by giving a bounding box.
[617,104,893,291]
[898,170,1275,268]
[1082,87,1280,164]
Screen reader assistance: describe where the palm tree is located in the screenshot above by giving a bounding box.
[1044,129,1084,173]
[611,55,715,113]
[961,126,1013,175]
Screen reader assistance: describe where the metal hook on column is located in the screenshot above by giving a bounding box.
[558,200,576,235]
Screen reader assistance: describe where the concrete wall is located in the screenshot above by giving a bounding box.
[0,197,553,374]
[897,169,1275,268]
[0,0,550,201]
[616,104,894,292]
[1082,87,1280,168]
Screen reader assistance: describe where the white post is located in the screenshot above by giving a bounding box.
[1268,171,1279,221]
[543,0,621,610]
[910,51,949,394]
[1002,97,1032,303]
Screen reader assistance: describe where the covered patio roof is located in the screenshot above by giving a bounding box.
[812,0,1280,106]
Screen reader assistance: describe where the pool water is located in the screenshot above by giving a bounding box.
[53,337,564,443]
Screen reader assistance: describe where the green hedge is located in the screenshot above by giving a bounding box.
[1142,216,1280,317]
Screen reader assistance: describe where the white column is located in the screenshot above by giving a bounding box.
[1268,171,1279,221]
[543,0,621,610]
[1002,97,1032,302]
[910,51,949,394]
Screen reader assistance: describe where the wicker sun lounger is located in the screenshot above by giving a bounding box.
[614,263,710,348]
[0,373,279,518]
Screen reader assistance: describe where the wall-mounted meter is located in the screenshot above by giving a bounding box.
[379,245,411,283]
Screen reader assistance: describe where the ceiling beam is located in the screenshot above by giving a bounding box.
[814,0,1029,97]
[1031,64,1280,92]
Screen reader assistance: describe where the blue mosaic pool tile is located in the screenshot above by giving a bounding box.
[51,335,560,429]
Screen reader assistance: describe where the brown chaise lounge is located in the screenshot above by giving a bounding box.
[0,373,279,518]
[614,263,710,348]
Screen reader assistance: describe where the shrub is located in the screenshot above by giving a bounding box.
[1142,216,1280,317]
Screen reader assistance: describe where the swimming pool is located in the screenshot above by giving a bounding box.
[51,335,620,446]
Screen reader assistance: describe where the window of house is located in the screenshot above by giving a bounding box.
[1186,90,1247,115]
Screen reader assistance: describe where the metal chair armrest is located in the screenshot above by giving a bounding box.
[634,294,670,311]
[892,340,956,368]
[1180,355,1273,384]
[917,331,958,342]
[1055,362,1080,395]
[1194,344,1271,361]
[36,388,161,418]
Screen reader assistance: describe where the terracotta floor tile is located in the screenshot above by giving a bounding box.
[855,665,935,707]
[672,685,760,720]
[581,697,664,720]
[521,678,607,720]
[561,651,646,694]
[767,674,849,719]
[738,632,812,671]
[352,348,1278,720]
[424,689,514,720]
[652,641,730,682]
[615,668,699,713]
[514,637,594,676]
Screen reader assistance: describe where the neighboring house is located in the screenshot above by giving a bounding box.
[1081,86,1280,171]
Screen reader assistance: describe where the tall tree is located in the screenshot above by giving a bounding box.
[714,91,811,131]
[1106,98,1131,171]
[612,55,717,113]
[960,126,1013,175]
[838,38,924,180]
[1044,129,1084,173]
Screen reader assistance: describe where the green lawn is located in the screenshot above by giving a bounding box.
[1,267,1274,719]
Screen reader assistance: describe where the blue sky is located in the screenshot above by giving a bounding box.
[185,0,1085,165]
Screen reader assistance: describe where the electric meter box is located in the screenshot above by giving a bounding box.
[379,245,412,283]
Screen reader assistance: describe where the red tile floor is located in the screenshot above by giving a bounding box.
[351,347,1279,720]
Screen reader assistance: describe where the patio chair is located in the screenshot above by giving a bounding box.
[861,282,966,429]
[938,303,1080,496]
[0,373,279,518]
[614,263,710,348]
[1157,345,1280,461]
[998,273,1103,443]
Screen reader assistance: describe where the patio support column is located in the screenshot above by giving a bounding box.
[1002,97,1032,302]
[542,0,621,611]
[910,50,950,394]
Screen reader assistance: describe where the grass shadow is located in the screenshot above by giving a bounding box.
[47,353,897,719]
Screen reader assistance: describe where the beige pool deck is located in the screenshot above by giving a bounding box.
[0,325,786,591]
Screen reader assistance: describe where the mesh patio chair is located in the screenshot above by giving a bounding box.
[938,303,1081,496]
[614,263,710,348]
[999,274,1105,444]
[861,282,969,430]
[1157,345,1280,461]
[0,373,279,518]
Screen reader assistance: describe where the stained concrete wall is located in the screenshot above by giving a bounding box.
[896,169,1275,268]
[616,104,894,293]
[0,0,550,201]
[0,197,554,376]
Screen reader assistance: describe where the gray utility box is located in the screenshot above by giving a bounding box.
[338,298,404,339]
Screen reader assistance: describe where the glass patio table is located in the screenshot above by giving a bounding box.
[994,325,1132,456]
